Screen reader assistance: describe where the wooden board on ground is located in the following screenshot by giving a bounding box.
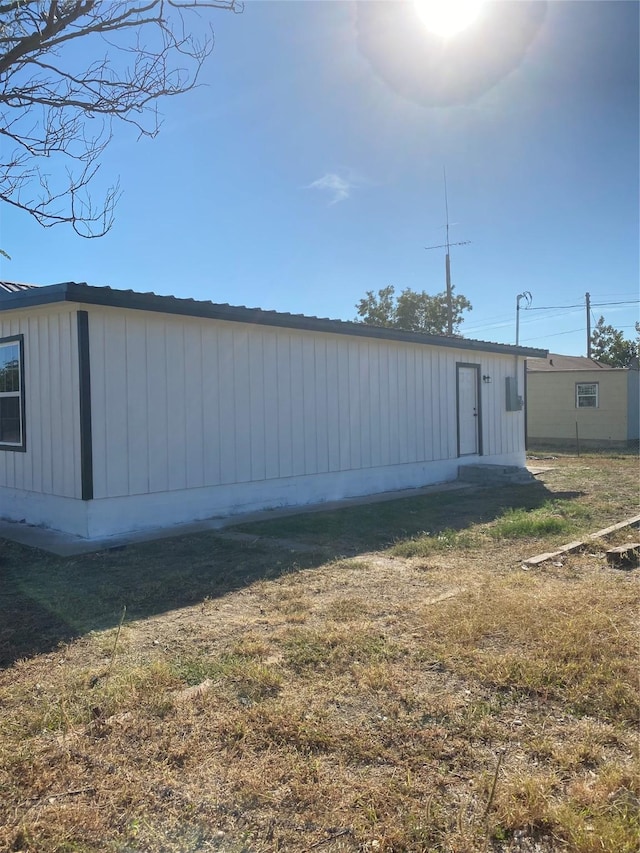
[524,514,640,567]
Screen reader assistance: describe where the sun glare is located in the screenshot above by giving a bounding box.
[414,0,485,39]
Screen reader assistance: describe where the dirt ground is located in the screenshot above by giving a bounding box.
[1,453,638,853]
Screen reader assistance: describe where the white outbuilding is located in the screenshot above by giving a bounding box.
[0,282,546,539]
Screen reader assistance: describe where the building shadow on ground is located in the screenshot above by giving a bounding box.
[0,481,581,668]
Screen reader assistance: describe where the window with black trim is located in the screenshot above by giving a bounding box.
[576,382,598,409]
[0,335,25,450]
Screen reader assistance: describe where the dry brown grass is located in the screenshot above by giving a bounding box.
[1,453,638,852]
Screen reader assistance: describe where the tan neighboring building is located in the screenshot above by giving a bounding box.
[526,354,640,450]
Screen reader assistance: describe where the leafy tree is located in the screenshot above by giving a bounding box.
[355,285,472,335]
[0,0,240,237]
[590,316,639,367]
[355,285,397,328]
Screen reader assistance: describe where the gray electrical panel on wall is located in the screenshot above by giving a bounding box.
[505,376,523,411]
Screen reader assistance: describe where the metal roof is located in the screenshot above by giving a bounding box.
[526,354,617,372]
[0,281,39,295]
[0,280,548,358]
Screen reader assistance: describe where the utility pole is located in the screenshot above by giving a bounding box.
[586,292,591,357]
[516,291,532,346]
[425,168,470,335]
[514,292,532,406]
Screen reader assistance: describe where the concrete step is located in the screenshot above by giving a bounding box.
[458,464,536,486]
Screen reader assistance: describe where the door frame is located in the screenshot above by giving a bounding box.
[456,362,482,457]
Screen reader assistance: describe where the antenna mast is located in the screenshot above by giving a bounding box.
[425,168,470,335]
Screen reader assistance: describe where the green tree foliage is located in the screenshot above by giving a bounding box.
[355,285,472,335]
[590,316,639,367]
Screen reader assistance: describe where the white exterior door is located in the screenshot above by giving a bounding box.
[457,364,480,456]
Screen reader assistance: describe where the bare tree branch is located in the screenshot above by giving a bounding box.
[0,0,241,236]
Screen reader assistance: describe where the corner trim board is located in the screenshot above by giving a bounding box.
[77,310,93,501]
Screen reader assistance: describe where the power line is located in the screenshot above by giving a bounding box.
[525,304,583,311]
[524,298,638,312]
[464,296,638,340]
[587,292,638,302]
[467,307,582,328]
[464,308,582,334]
[446,297,637,334]
[522,321,639,344]
[521,309,583,322]
[521,327,585,342]
[592,300,640,307]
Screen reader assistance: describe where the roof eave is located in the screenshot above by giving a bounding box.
[527,367,625,373]
[0,282,548,359]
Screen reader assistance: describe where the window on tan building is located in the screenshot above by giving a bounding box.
[576,382,598,409]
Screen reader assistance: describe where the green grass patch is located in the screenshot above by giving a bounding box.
[391,526,478,557]
[390,498,595,555]
[490,505,570,538]
[234,484,549,552]
[489,499,595,540]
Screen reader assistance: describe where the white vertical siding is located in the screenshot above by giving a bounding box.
[248,332,266,482]
[289,334,305,478]
[231,328,251,483]
[201,323,221,485]
[86,307,525,500]
[0,300,530,539]
[313,337,330,474]
[387,348,400,465]
[325,339,340,473]
[262,332,280,480]
[148,319,170,493]
[218,324,237,485]
[0,306,81,498]
[480,354,525,457]
[347,342,361,470]
[105,313,129,495]
[127,317,151,494]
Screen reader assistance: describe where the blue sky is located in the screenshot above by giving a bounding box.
[1,0,638,354]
